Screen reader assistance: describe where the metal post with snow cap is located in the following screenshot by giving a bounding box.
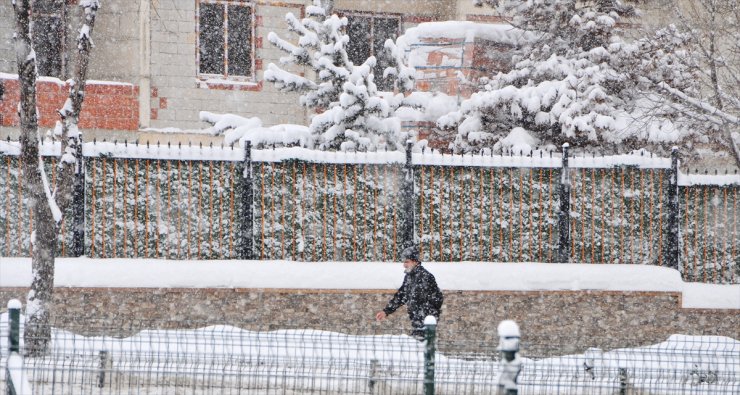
[497,320,522,395]
[423,315,437,395]
[6,299,32,395]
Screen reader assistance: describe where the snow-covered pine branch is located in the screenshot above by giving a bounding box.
[445,0,715,156]
[266,0,403,152]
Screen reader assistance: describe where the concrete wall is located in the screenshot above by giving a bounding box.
[1,287,737,357]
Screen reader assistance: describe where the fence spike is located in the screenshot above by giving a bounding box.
[705,169,708,174]
[114,139,117,145]
[641,150,644,156]
[179,142,181,149]
[135,140,139,146]
[125,140,127,147]
[200,142,202,149]
[147,141,149,149]
[157,141,160,147]
[189,141,192,147]
[93,138,97,144]
[210,142,213,148]
[168,141,171,148]
[715,169,717,175]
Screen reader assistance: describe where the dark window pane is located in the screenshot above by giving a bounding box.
[373,17,399,91]
[346,15,371,67]
[227,5,252,76]
[34,15,63,78]
[199,3,225,75]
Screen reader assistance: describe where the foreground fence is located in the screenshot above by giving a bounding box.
[0,140,738,283]
[2,304,739,395]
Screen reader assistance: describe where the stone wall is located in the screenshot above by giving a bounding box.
[1,287,737,357]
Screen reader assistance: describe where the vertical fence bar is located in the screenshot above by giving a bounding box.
[112,159,117,257]
[420,165,425,259]
[665,148,679,270]
[101,158,106,257]
[72,142,85,256]
[558,144,570,263]
[145,160,150,258]
[239,141,253,260]
[478,167,484,260]
[489,168,495,261]
[402,142,414,250]
[134,159,140,257]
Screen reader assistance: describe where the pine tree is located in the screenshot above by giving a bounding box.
[265,0,402,151]
[445,0,707,155]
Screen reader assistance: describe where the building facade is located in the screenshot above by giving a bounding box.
[0,0,502,142]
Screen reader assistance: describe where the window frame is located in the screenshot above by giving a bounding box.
[196,0,256,82]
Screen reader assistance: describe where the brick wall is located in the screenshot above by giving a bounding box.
[0,76,139,130]
[1,287,737,357]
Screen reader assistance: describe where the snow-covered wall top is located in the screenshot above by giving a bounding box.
[1,141,738,185]
[0,259,737,310]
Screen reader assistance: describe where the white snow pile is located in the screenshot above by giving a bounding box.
[199,111,312,148]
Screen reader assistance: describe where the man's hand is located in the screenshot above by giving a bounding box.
[375,311,387,321]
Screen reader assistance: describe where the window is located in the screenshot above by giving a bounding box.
[345,14,400,91]
[197,1,254,79]
[32,1,67,78]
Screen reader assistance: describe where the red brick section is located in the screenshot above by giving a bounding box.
[0,75,139,130]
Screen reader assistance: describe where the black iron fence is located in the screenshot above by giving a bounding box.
[0,140,738,283]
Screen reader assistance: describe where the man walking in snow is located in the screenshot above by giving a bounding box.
[375,245,444,339]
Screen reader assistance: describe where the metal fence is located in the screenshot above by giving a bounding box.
[0,140,738,283]
[2,308,739,394]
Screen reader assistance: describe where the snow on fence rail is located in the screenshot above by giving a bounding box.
[0,140,738,283]
[1,313,738,395]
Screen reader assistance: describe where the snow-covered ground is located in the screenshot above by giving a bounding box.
[1,259,738,393]
[1,258,738,309]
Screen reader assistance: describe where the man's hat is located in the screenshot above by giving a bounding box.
[400,245,420,262]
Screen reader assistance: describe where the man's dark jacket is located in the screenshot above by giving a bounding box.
[383,264,443,329]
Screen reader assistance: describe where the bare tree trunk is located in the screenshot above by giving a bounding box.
[14,0,100,356]
[14,0,56,356]
[56,1,99,213]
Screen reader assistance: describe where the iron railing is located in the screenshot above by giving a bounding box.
[1,140,738,283]
[2,308,738,394]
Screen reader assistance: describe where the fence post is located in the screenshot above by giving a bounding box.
[402,141,415,250]
[665,147,680,270]
[497,320,522,395]
[423,316,436,395]
[557,143,570,263]
[6,299,21,395]
[72,142,85,257]
[238,140,254,260]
